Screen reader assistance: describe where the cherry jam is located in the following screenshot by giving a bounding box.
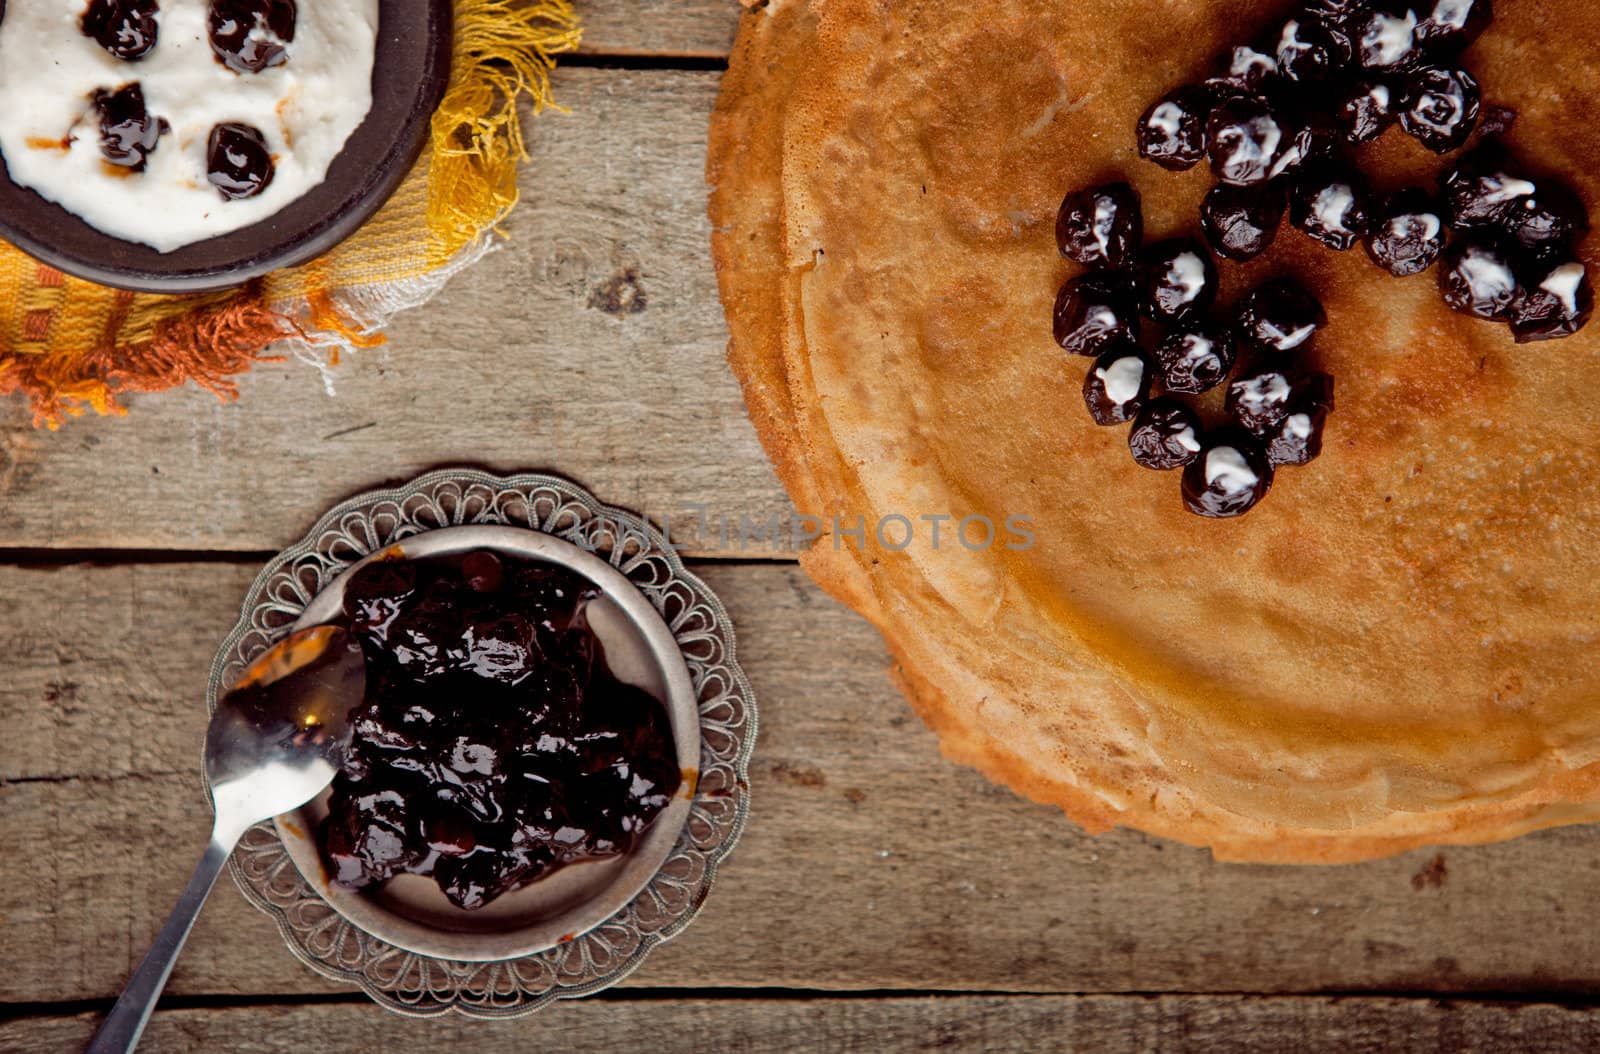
[319,551,682,911]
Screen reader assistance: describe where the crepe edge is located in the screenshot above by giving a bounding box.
[708,0,825,519]
[706,0,1600,864]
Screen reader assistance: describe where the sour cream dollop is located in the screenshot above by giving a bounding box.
[0,0,378,252]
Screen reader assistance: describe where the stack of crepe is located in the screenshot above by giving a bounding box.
[707,0,1600,862]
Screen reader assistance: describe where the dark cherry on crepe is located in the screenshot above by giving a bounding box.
[1182,430,1275,519]
[0,0,453,293]
[1049,0,1595,519]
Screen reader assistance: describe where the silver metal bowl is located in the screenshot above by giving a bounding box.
[207,470,757,1017]
[280,525,701,962]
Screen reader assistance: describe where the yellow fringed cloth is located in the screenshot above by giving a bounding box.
[0,0,580,427]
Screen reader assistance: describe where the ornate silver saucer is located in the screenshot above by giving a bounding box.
[206,469,757,1017]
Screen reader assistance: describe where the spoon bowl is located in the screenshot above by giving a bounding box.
[85,624,367,1054]
[206,625,365,841]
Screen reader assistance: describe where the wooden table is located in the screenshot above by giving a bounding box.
[3,5,1598,1050]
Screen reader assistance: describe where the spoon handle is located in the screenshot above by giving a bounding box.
[85,832,237,1054]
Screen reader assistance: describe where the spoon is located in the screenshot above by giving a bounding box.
[85,625,367,1054]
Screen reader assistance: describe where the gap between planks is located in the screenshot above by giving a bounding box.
[563,52,729,71]
[7,994,1600,1054]
[0,548,800,567]
[568,0,739,60]
[12,987,1600,1021]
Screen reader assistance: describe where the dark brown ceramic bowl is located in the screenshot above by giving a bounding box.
[0,0,451,294]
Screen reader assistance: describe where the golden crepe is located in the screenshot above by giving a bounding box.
[707,0,1600,862]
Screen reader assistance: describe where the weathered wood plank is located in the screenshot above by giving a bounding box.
[5,561,1600,1003]
[0,69,790,558]
[573,0,738,58]
[8,997,1600,1054]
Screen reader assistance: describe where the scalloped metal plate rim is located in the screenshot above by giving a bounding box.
[205,468,758,1017]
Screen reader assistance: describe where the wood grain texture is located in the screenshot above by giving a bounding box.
[5,561,1600,1005]
[0,69,792,558]
[8,997,1600,1053]
[7,3,1584,1047]
[574,0,738,58]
